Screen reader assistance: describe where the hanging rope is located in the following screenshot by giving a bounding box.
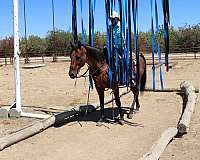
[155,0,164,90]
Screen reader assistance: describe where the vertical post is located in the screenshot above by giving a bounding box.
[13,0,22,112]
[4,39,7,66]
[8,38,12,64]
[194,34,198,59]
[4,51,7,66]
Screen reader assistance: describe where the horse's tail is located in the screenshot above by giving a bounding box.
[139,53,147,91]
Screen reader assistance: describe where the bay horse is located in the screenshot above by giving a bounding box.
[69,41,146,125]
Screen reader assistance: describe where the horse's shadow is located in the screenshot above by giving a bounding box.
[54,105,144,128]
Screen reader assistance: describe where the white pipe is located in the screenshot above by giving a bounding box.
[13,0,22,112]
[11,0,51,119]
[21,112,52,119]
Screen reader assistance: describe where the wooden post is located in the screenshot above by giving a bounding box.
[4,50,7,66]
[42,54,45,63]
[177,81,197,134]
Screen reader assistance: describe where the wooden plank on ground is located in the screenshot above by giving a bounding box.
[177,81,198,134]
[22,64,45,69]
[138,127,178,160]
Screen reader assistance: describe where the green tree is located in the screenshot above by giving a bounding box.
[46,29,73,52]
[20,35,46,55]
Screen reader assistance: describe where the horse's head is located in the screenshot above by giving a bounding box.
[68,41,87,79]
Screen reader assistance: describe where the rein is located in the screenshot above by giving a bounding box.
[76,64,104,79]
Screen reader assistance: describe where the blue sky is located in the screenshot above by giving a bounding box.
[0,0,200,38]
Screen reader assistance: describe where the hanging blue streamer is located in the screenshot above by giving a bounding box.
[88,0,97,89]
[136,0,140,89]
[120,0,126,84]
[127,0,132,86]
[162,0,170,72]
[132,0,139,88]
[91,0,96,46]
[72,0,78,43]
[155,0,164,90]
[80,0,85,44]
[105,0,112,87]
[125,0,129,86]
[110,0,114,16]
[118,0,126,84]
[115,46,119,81]
[112,0,119,82]
[110,0,116,84]
[151,0,156,90]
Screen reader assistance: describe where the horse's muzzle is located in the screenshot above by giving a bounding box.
[68,70,76,79]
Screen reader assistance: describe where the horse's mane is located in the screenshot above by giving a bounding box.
[84,45,103,62]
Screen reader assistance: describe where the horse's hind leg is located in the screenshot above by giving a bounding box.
[127,86,139,119]
[113,86,124,125]
[135,92,140,111]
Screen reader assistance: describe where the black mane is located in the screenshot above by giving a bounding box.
[84,45,103,62]
[70,42,107,62]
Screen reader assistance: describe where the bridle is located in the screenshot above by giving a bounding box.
[76,64,104,79]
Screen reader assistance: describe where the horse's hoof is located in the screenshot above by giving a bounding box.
[135,108,140,113]
[136,105,140,112]
[127,113,134,119]
[96,118,104,126]
[118,119,125,125]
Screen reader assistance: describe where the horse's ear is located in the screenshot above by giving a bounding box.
[78,41,82,49]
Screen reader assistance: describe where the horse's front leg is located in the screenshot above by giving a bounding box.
[113,85,124,125]
[96,89,105,125]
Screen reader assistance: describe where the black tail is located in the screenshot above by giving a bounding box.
[140,53,147,91]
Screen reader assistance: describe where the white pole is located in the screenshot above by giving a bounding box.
[13,0,22,112]
[10,0,51,119]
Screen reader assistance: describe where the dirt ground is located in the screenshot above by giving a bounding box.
[0,58,199,160]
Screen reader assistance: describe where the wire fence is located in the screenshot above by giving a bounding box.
[0,45,200,65]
